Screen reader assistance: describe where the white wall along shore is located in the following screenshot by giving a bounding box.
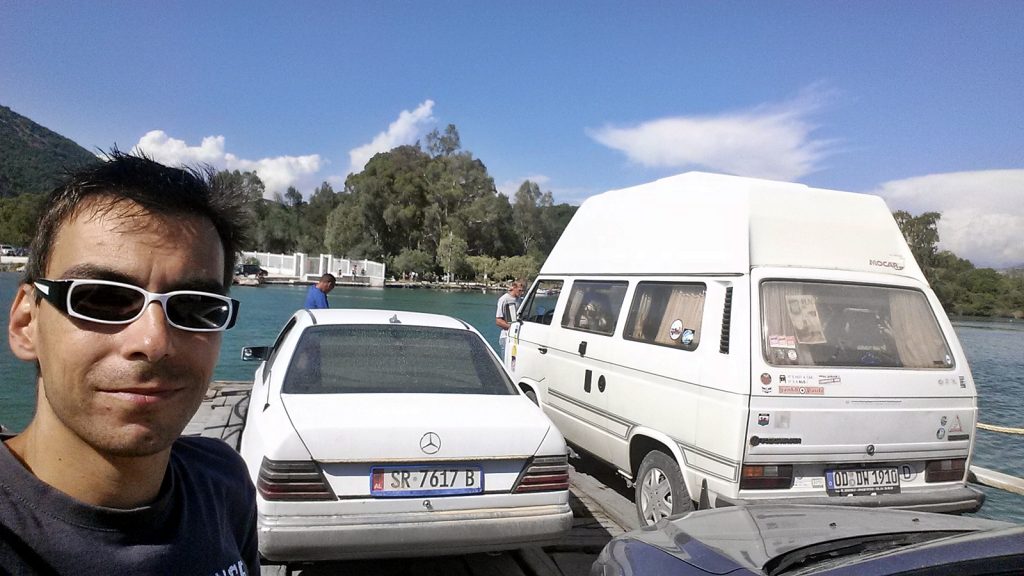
[239,251,386,287]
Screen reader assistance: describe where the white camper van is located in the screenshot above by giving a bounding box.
[505,172,983,525]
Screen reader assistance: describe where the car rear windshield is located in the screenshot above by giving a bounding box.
[283,325,515,395]
[761,280,954,369]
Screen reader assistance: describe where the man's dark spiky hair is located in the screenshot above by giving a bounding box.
[25,149,252,287]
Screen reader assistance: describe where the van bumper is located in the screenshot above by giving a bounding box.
[714,485,985,514]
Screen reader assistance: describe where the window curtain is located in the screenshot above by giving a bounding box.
[631,290,654,339]
[655,288,705,346]
[889,290,946,368]
[761,282,813,364]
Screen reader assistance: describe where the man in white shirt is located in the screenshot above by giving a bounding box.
[495,279,525,359]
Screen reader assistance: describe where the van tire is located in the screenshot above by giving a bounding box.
[635,450,692,526]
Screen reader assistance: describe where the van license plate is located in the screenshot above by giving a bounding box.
[826,467,900,495]
[370,466,483,497]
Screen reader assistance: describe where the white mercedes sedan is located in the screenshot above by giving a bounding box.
[238,308,573,563]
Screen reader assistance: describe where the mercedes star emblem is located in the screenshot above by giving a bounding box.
[420,432,441,455]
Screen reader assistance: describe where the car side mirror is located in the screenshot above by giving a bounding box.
[241,346,270,361]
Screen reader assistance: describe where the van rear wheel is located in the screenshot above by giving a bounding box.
[635,450,692,526]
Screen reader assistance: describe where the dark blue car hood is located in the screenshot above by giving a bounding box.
[609,505,1015,574]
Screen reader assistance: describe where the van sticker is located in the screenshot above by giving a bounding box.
[949,415,963,433]
[785,295,826,344]
[681,328,694,345]
[758,413,770,426]
[780,374,814,386]
[940,416,948,426]
[760,373,772,385]
[769,335,796,349]
[779,385,824,395]
[818,375,841,385]
[787,349,798,361]
[936,428,946,440]
[869,255,906,271]
[668,319,683,340]
[793,476,825,489]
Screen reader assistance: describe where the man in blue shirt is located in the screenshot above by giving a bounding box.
[305,273,336,309]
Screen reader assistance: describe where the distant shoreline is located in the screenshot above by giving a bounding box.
[256,276,508,293]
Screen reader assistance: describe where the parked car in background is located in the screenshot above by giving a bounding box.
[591,504,1024,575]
[0,244,15,256]
[235,263,268,277]
[239,309,573,566]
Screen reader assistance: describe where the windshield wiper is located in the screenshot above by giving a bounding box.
[766,531,964,576]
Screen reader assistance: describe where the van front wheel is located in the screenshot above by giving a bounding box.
[635,450,692,526]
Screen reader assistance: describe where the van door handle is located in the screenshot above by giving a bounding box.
[578,341,588,357]
[538,347,547,354]
[584,369,592,393]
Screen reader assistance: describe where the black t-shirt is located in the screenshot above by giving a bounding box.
[0,435,259,575]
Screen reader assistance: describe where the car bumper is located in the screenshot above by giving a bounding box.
[258,503,574,561]
[714,484,985,514]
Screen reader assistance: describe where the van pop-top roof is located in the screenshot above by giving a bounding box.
[541,171,924,280]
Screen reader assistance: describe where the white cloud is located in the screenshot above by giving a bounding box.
[347,100,436,175]
[588,91,832,181]
[132,130,322,199]
[870,170,1024,269]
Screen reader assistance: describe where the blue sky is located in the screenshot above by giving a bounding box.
[2,2,1022,267]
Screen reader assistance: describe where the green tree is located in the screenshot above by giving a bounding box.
[425,124,461,158]
[493,255,540,282]
[512,180,553,257]
[893,210,941,269]
[0,192,46,246]
[392,248,434,278]
[436,232,469,281]
[466,255,498,282]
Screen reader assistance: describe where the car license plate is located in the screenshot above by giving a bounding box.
[370,466,483,497]
[826,467,900,495]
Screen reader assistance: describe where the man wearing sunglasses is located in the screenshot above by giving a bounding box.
[1,152,259,575]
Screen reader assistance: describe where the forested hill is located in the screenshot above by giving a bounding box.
[0,104,98,198]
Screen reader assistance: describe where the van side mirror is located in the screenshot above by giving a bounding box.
[502,302,519,324]
[241,346,270,361]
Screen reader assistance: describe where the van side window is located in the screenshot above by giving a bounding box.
[761,280,954,369]
[624,282,706,350]
[520,280,563,325]
[561,281,628,336]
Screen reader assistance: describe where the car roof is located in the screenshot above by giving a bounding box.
[299,308,475,332]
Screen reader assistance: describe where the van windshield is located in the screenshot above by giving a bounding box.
[761,281,953,369]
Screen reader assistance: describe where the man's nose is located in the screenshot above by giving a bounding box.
[122,302,174,361]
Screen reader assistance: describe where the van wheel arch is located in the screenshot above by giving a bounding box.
[630,437,695,525]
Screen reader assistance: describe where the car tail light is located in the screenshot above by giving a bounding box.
[513,455,570,493]
[925,458,966,483]
[740,464,793,490]
[257,457,336,501]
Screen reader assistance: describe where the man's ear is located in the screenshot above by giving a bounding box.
[8,283,39,361]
